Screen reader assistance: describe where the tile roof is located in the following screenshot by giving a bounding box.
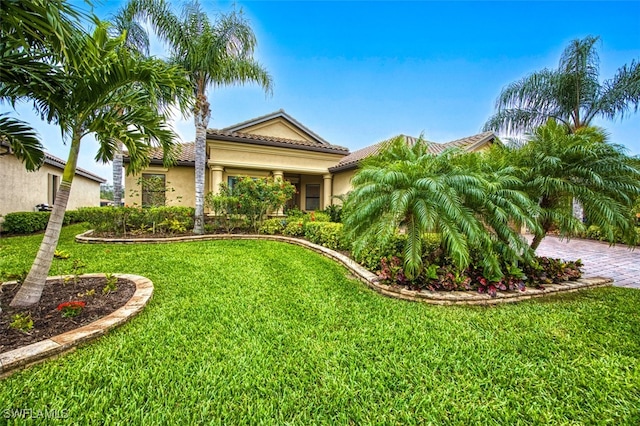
[329,131,496,172]
[222,109,332,146]
[43,153,107,183]
[207,129,349,154]
[0,138,106,182]
[128,143,196,165]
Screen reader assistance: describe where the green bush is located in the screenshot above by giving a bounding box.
[2,212,51,234]
[308,211,331,222]
[259,218,286,235]
[79,206,195,236]
[1,210,85,234]
[303,222,348,250]
[283,219,305,237]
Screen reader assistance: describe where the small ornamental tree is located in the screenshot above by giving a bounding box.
[231,176,295,232]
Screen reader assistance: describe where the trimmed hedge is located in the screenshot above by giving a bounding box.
[79,206,195,236]
[1,210,86,234]
[303,221,348,250]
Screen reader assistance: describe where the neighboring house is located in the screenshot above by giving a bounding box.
[0,143,106,217]
[124,110,497,211]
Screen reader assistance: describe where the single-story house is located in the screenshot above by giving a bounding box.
[124,110,497,211]
[0,142,106,217]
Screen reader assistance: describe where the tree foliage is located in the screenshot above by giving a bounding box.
[343,136,537,281]
[124,0,273,234]
[9,10,192,307]
[484,36,640,135]
[207,176,295,233]
[513,120,640,249]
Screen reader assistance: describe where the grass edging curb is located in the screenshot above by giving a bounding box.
[75,231,613,306]
[0,273,153,379]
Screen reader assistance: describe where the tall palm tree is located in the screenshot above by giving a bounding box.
[515,120,640,250]
[108,2,152,207]
[126,0,273,234]
[343,137,537,280]
[10,22,191,307]
[484,36,640,135]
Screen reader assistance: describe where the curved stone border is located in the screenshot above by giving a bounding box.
[1,273,153,379]
[76,230,614,305]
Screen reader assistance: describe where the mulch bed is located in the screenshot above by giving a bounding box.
[1,277,135,353]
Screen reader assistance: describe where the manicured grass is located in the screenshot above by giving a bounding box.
[1,224,639,424]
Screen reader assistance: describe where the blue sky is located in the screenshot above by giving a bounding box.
[5,1,640,182]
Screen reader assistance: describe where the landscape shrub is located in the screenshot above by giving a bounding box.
[1,210,85,234]
[1,212,51,234]
[322,204,343,223]
[259,218,286,235]
[303,222,348,250]
[377,250,583,297]
[80,206,194,236]
[283,219,305,237]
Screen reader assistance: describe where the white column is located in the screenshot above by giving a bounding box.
[209,164,224,194]
[272,170,285,216]
[322,173,333,209]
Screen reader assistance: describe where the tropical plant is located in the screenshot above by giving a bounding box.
[0,0,85,170]
[216,176,295,233]
[108,2,152,207]
[343,136,537,280]
[515,120,640,250]
[126,0,273,234]
[9,21,191,307]
[484,36,640,135]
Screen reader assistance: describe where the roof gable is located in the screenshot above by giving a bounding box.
[222,109,330,146]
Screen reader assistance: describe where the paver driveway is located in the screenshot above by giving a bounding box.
[529,235,639,289]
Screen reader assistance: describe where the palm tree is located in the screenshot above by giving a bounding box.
[10,22,191,307]
[126,0,273,234]
[343,137,537,280]
[484,36,640,135]
[0,0,85,170]
[515,120,640,251]
[108,3,152,207]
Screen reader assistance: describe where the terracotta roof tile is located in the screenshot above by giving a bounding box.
[207,129,349,154]
[329,131,496,172]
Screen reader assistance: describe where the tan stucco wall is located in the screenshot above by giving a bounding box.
[0,154,102,217]
[208,140,345,176]
[332,169,355,203]
[124,165,195,207]
[239,118,315,142]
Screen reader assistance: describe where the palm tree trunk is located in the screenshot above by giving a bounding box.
[10,131,81,307]
[113,141,123,206]
[193,94,211,234]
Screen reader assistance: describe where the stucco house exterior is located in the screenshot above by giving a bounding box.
[124,110,497,211]
[0,144,106,217]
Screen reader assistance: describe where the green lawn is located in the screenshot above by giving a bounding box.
[1,224,639,424]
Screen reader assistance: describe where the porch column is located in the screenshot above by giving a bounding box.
[272,170,284,216]
[209,164,224,194]
[322,173,333,209]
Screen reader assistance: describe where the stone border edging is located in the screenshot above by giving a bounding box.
[76,231,613,305]
[1,273,153,379]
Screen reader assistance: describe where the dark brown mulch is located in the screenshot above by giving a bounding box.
[0,277,135,353]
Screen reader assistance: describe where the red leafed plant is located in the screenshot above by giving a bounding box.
[57,300,86,318]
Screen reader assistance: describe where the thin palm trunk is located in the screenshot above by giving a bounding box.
[113,141,123,206]
[193,93,210,234]
[10,131,81,307]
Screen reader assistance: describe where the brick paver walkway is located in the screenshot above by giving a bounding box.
[528,235,639,289]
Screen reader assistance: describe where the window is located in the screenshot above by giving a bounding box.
[141,174,166,207]
[305,184,320,211]
[227,176,238,193]
[48,174,59,205]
